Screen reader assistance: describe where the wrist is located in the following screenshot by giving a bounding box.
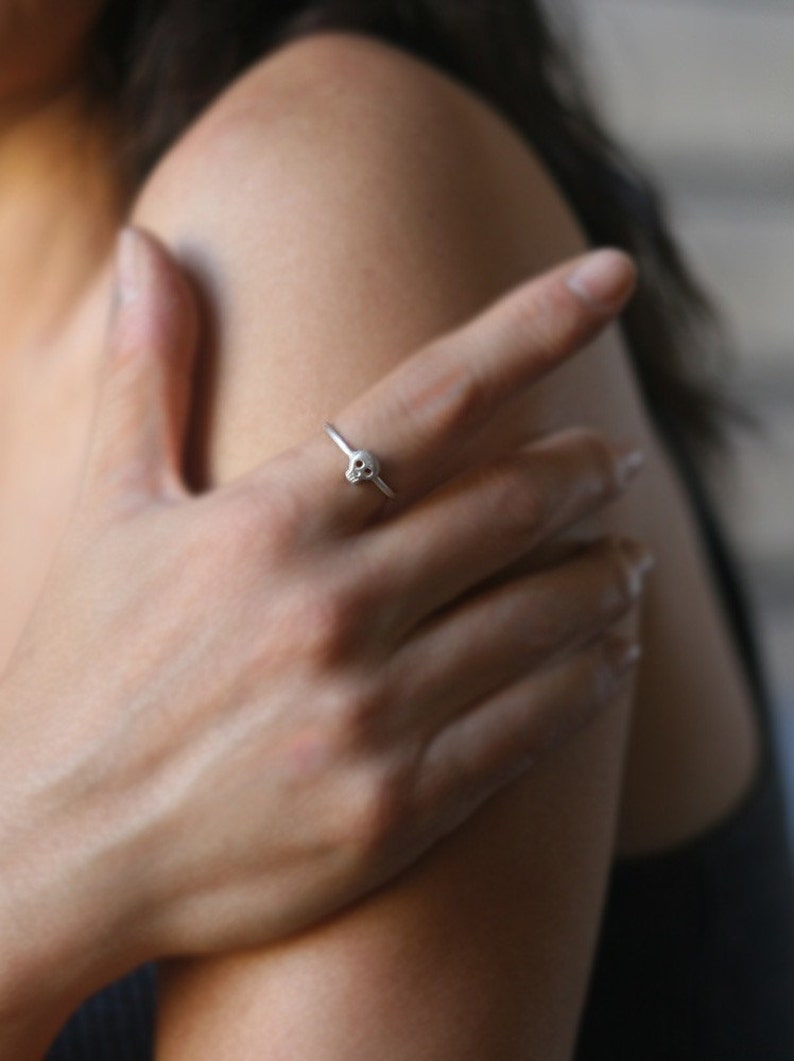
[0,832,156,1057]
[0,704,155,1053]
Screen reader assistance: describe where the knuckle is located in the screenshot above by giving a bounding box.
[293,585,367,667]
[172,493,269,592]
[442,367,488,432]
[495,460,547,540]
[196,489,258,549]
[298,596,350,666]
[333,672,386,740]
[202,480,308,560]
[342,765,409,854]
[223,484,294,554]
[409,360,489,438]
[180,497,239,567]
[224,486,268,543]
[508,281,575,366]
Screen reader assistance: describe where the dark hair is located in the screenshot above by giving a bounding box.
[90,0,738,463]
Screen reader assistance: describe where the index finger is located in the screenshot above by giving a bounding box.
[265,248,636,530]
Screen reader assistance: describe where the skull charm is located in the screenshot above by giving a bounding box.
[346,449,380,484]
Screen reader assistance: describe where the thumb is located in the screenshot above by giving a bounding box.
[80,226,200,518]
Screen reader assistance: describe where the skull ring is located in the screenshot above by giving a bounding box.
[346,450,380,484]
[324,423,396,500]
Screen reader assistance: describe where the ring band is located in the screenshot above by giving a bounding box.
[324,423,396,500]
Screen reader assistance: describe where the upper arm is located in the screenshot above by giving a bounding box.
[133,31,648,1059]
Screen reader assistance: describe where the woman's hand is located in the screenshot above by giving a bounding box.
[0,230,648,1038]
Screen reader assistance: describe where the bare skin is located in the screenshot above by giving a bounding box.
[131,31,761,863]
[139,34,761,1059]
[0,17,657,1058]
[0,234,650,1059]
[0,14,761,1061]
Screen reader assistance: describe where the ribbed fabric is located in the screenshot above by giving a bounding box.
[576,752,794,1058]
[46,965,156,1061]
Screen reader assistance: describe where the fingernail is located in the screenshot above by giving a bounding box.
[116,227,141,306]
[612,439,646,488]
[618,539,657,599]
[566,249,637,312]
[607,636,643,676]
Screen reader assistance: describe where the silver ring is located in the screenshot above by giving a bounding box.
[323,423,396,500]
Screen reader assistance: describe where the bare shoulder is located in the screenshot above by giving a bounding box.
[133,27,583,251]
[146,32,730,1061]
[130,30,607,481]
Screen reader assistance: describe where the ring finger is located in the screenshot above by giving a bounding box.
[386,536,653,734]
[413,631,643,835]
[357,427,645,640]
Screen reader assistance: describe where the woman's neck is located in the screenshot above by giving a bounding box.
[0,83,122,363]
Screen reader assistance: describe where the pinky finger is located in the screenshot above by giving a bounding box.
[417,634,641,833]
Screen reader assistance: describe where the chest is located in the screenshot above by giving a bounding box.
[0,340,101,670]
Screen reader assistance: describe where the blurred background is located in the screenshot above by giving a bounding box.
[577,0,794,814]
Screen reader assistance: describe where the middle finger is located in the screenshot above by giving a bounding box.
[385,536,654,735]
[356,426,645,640]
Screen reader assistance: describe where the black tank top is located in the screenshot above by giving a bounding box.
[575,417,794,1059]
[47,427,794,1060]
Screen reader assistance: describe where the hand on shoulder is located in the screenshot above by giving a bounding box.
[130,29,600,484]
